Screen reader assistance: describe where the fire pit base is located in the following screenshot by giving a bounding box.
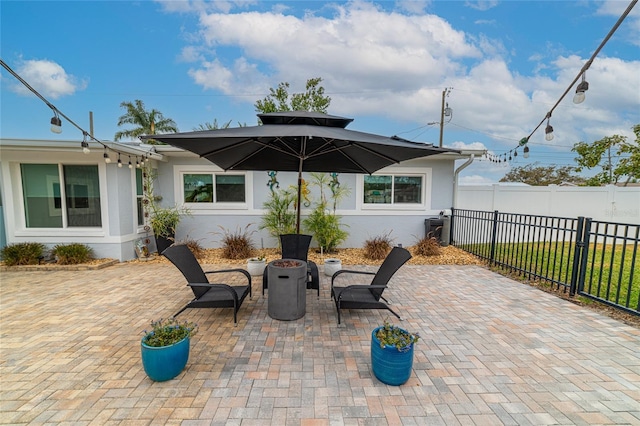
[267,259,307,320]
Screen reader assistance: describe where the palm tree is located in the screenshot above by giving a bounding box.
[114,99,178,142]
[192,119,232,131]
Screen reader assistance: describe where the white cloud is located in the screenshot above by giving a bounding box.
[448,141,487,151]
[458,174,497,185]
[464,1,499,12]
[169,1,638,156]
[10,59,86,99]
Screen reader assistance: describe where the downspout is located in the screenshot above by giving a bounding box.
[453,154,475,208]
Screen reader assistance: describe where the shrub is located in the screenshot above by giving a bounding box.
[142,318,198,347]
[363,232,394,260]
[0,242,46,266]
[414,236,442,256]
[259,189,297,241]
[217,225,255,260]
[52,243,94,265]
[175,237,205,259]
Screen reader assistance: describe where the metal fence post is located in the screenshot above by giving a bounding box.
[570,217,585,296]
[490,210,498,264]
[577,218,592,295]
[450,206,455,245]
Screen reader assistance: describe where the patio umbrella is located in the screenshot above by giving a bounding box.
[141,111,459,232]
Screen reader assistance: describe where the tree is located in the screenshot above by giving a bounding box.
[192,119,233,131]
[499,163,585,186]
[192,119,249,131]
[115,99,178,142]
[254,77,331,115]
[572,124,639,186]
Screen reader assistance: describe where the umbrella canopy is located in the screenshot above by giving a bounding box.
[141,111,459,232]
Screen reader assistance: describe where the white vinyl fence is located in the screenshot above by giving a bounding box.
[457,185,640,225]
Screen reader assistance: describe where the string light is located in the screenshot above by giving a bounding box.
[484,0,636,164]
[117,153,123,168]
[0,58,157,165]
[544,115,554,141]
[81,132,90,154]
[50,113,62,134]
[573,73,589,104]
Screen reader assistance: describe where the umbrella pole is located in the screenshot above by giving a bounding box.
[296,173,302,234]
[296,138,305,234]
[296,160,303,234]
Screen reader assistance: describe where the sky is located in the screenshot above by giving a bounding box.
[1,0,639,184]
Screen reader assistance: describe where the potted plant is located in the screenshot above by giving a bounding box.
[141,318,198,382]
[149,205,183,254]
[371,320,419,386]
[247,255,266,276]
[142,166,190,254]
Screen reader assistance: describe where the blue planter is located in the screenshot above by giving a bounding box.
[371,327,415,386]
[141,335,190,382]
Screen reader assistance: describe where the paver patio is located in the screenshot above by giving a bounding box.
[1,262,639,425]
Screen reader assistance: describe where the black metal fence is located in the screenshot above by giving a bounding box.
[450,208,639,316]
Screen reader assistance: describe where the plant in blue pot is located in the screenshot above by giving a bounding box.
[371,320,419,386]
[141,318,198,382]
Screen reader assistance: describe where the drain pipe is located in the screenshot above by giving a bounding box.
[453,154,475,208]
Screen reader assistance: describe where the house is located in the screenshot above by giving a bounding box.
[0,137,483,261]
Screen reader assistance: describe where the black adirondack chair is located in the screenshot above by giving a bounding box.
[330,246,412,324]
[162,244,252,325]
[262,234,320,297]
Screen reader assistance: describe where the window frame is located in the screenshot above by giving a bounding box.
[357,167,431,211]
[174,165,250,211]
[13,160,107,235]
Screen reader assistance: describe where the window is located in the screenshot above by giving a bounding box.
[363,174,423,205]
[182,172,245,203]
[21,164,102,228]
[136,168,144,226]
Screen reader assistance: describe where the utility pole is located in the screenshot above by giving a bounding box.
[438,88,452,148]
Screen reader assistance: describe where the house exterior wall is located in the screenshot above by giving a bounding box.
[0,140,460,261]
[163,156,455,251]
[0,146,148,261]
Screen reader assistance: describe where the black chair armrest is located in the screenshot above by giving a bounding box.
[331,269,376,287]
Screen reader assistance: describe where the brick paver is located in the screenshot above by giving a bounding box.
[1,262,639,425]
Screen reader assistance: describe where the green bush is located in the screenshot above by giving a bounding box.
[52,243,94,265]
[303,202,348,253]
[217,225,255,260]
[0,242,46,266]
[364,232,394,260]
[259,189,296,242]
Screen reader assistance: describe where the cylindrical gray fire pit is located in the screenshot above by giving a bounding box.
[267,259,307,320]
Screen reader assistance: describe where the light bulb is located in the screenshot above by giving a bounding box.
[81,141,90,154]
[573,79,589,104]
[117,154,123,168]
[523,146,530,159]
[50,116,62,134]
[104,151,111,163]
[545,124,554,141]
